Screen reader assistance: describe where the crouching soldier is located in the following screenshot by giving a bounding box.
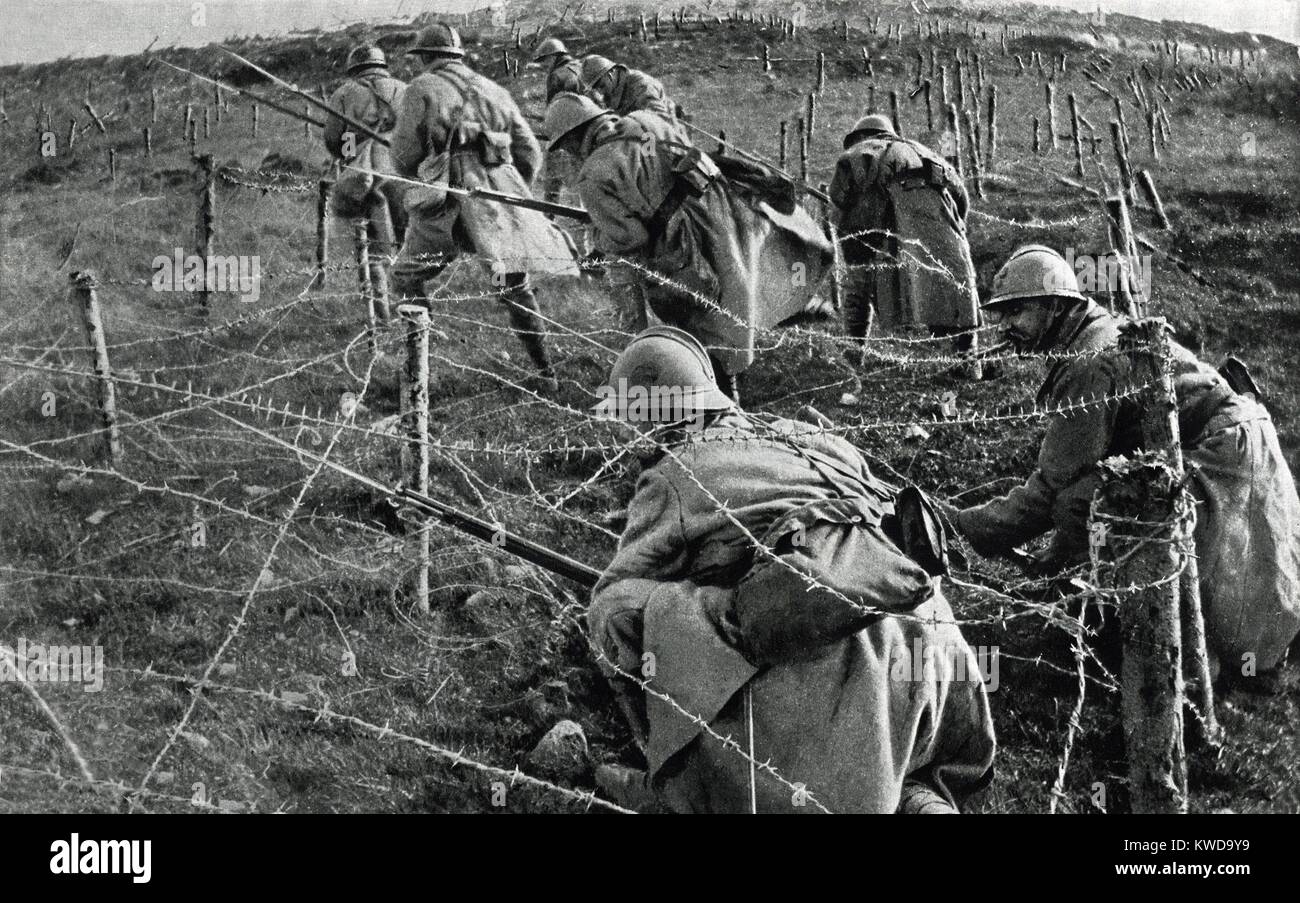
[588,326,997,813]
[325,45,408,315]
[544,93,834,402]
[389,23,580,391]
[949,245,1300,680]
[532,38,584,206]
[829,114,981,367]
[579,54,685,138]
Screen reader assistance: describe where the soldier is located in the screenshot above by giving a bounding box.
[543,92,833,401]
[579,54,684,135]
[533,37,583,101]
[532,38,584,206]
[324,45,407,315]
[947,246,1300,680]
[829,114,980,366]
[588,327,997,813]
[389,22,580,392]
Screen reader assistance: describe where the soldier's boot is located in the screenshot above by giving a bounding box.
[897,779,959,814]
[502,274,558,393]
[842,294,875,370]
[594,764,661,812]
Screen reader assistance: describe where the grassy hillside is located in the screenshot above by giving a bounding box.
[1,2,1298,813]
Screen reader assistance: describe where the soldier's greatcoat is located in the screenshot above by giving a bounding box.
[325,70,407,211]
[389,59,578,279]
[829,133,979,331]
[589,412,997,813]
[595,65,679,126]
[576,112,832,375]
[958,302,1300,672]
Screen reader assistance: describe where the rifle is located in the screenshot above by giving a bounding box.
[346,165,592,222]
[210,408,602,588]
[153,57,327,128]
[220,47,391,146]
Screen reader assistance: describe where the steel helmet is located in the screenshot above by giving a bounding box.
[984,244,1087,308]
[543,92,611,150]
[580,54,621,90]
[345,45,388,74]
[843,113,895,148]
[407,22,465,58]
[594,326,735,423]
[533,37,569,62]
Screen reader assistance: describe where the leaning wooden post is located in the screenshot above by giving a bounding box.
[1110,119,1136,208]
[399,303,432,615]
[303,103,311,140]
[778,120,788,169]
[816,51,826,93]
[1032,116,1041,155]
[1136,170,1171,230]
[1146,108,1159,160]
[889,89,901,137]
[83,100,107,134]
[923,80,934,131]
[107,147,117,183]
[251,103,259,138]
[150,87,158,124]
[1104,195,1142,317]
[67,272,123,466]
[142,126,152,157]
[194,153,215,315]
[314,178,332,291]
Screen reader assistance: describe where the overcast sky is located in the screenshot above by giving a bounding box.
[2,0,1296,66]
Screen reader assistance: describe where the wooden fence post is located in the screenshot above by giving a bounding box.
[797,116,808,181]
[314,178,332,291]
[946,103,963,174]
[778,120,787,170]
[1063,92,1083,177]
[1136,170,1171,230]
[143,126,152,157]
[1111,120,1136,208]
[1105,195,1142,317]
[963,110,984,199]
[924,79,934,131]
[1044,81,1058,150]
[194,153,215,315]
[150,88,158,124]
[67,272,123,466]
[1095,318,1205,812]
[890,89,901,137]
[986,84,998,164]
[399,303,432,615]
[252,102,259,138]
